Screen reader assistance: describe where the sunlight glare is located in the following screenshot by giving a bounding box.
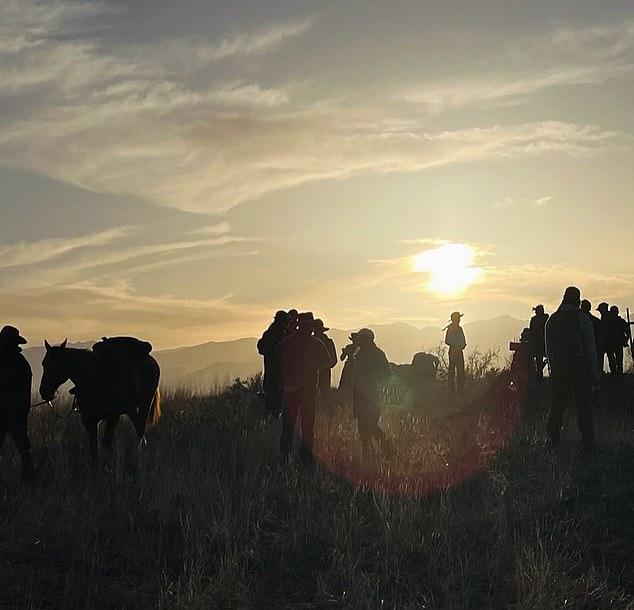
[412,243,482,295]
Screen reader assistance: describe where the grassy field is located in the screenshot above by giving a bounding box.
[1,373,633,609]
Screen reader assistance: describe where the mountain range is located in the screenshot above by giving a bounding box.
[23,316,526,392]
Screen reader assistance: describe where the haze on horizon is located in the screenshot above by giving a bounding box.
[1,0,633,349]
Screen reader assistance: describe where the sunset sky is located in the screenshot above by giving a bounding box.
[1,0,633,348]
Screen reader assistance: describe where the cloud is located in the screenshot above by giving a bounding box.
[402,21,634,113]
[0,222,256,291]
[0,227,129,269]
[0,2,628,214]
[197,17,316,62]
[0,283,269,348]
[492,195,553,209]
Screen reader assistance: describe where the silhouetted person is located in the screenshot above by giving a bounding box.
[338,333,359,405]
[445,311,466,392]
[510,328,533,395]
[596,302,612,375]
[545,287,598,455]
[277,312,337,465]
[608,305,630,383]
[0,326,35,481]
[581,300,601,369]
[257,311,289,416]
[351,328,392,457]
[313,319,337,405]
[286,309,299,335]
[529,305,549,379]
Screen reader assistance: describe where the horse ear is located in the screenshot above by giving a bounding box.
[45,340,51,351]
[61,339,68,349]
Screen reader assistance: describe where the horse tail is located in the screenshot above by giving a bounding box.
[147,388,161,428]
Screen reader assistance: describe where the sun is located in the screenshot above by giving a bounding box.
[412,243,482,295]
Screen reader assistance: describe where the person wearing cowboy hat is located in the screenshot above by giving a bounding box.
[0,325,35,481]
[277,312,337,466]
[596,302,613,377]
[313,319,337,406]
[529,304,549,380]
[445,312,467,393]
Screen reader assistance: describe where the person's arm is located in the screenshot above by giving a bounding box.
[257,332,267,355]
[460,328,467,350]
[580,315,598,377]
[20,358,32,411]
[318,339,337,369]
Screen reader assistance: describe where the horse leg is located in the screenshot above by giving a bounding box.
[82,414,99,463]
[101,415,120,450]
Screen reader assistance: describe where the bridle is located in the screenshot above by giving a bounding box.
[30,394,78,419]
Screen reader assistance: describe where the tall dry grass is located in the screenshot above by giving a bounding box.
[1,369,633,609]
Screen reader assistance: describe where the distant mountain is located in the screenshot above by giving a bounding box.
[22,317,526,392]
[155,316,526,390]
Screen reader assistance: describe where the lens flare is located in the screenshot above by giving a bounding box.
[412,243,482,295]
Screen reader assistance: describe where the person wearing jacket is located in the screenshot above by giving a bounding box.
[313,319,337,406]
[529,305,549,379]
[277,312,337,465]
[545,287,598,455]
[608,305,630,384]
[445,312,467,393]
[351,328,393,458]
[0,325,35,481]
[257,311,289,416]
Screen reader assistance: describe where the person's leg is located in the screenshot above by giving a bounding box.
[298,389,317,465]
[615,347,624,381]
[547,376,570,446]
[456,350,466,393]
[448,353,456,391]
[10,416,35,481]
[357,415,372,459]
[281,392,300,459]
[572,376,594,454]
[265,383,282,417]
[535,355,544,380]
[607,349,617,378]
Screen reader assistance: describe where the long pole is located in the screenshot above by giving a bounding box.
[626,307,634,360]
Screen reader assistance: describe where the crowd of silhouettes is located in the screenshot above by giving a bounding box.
[514,288,632,456]
[524,296,632,386]
[258,310,399,465]
[1,291,632,481]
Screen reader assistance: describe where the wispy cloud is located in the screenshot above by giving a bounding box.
[0,227,129,269]
[492,195,553,209]
[0,2,627,214]
[198,17,316,62]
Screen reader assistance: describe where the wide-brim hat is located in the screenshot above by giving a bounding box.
[313,319,330,332]
[0,325,27,345]
[297,312,315,328]
[449,312,464,321]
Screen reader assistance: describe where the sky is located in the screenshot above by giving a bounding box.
[1,0,633,348]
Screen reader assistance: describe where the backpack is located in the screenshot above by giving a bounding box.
[92,337,152,360]
[547,310,589,377]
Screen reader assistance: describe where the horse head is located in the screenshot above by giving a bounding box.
[40,339,69,401]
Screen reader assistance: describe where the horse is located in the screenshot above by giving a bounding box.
[39,339,161,460]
